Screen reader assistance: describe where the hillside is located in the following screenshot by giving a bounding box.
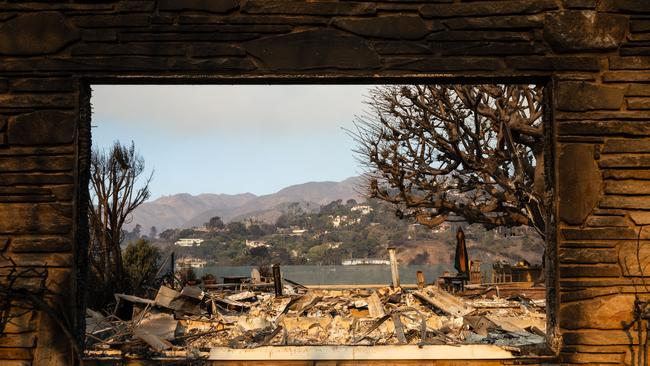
[128,177,364,231]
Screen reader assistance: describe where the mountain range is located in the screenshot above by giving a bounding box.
[127,176,365,232]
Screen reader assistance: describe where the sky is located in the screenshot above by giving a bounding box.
[91,85,374,199]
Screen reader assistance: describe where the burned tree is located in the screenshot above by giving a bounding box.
[88,141,152,302]
[352,85,546,238]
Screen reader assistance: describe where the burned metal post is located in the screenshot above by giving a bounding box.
[272,264,283,296]
[388,248,400,288]
[416,271,425,289]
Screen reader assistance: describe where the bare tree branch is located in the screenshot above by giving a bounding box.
[351,84,547,239]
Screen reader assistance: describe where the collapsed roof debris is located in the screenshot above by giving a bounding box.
[85,278,546,360]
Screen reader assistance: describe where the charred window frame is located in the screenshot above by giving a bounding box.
[75,77,559,361]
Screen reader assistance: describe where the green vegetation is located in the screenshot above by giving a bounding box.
[122,238,162,293]
[137,199,544,268]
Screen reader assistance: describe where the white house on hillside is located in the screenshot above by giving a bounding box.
[175,238,204,247]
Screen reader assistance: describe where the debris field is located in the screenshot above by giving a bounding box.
[85,281,546,359]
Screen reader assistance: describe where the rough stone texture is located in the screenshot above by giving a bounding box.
[158,0,239,13]
[246,29,380,70]
[242,1,377,16]
[0,1,649,365]
[555,81,625,111]
[630,211,650,225]
[0,203,72,234]
[8,111,75,145]
[558,144,602,225]
[619,238,650,276]
[543,10,627,53]
[560,294,635,329]
[333,15,431,40]
[603,138,650,153]
[0,12,79,55]
[420,1,557,18]
[605,180,650,194]
[599,0,650,12]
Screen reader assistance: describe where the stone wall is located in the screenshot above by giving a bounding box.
[0,0,649,365]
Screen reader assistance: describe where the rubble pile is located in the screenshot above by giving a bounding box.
[85,282,546,358]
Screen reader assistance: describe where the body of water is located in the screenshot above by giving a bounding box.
[193,264,493,286]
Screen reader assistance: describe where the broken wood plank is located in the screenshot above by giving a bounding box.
[412,288,474,317]
[297,295,322,316]
[154,285,181,309]
[136,313,178,340]
[180,285,204,300]
[134,330,172,352]
[352,314,391,344]
[227,291,256,302]
[391,313,407,344]
[367,291,386,318]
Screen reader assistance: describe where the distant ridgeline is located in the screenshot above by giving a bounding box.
[127,196,544,268]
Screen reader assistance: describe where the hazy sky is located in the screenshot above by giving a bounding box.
[92,85,373,199]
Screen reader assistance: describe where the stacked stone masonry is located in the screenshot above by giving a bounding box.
[1,0,650,365]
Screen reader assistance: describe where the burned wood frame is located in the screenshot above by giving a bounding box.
[75,76,559,362]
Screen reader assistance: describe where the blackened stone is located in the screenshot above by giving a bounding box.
[246,29,380,70]
[420,0,556,18]
[385,57,504,71]
[561,227,637,240]
[620,47,650,57]
[558,143,601,225]
[444,15,544,30]
[559,264,622,278]
[603,138,650,153]
[0,78,7,93]
[0,12,79,55]
[0,173,74,186]
[599,0,650,12]
[81,29,118,42]
[146,24,292,33]
[426,30,534,42]
[158,0,239,13]
[556,81,624,112]
[599,154,650,168]
[333,15,430,40]
[0,203,72,234]
[559,248,619,263]
[242,1,376,16]
[506,56,600,71]
[609,56,650,70]
[10,78,74,92]
[71,43,188,56]
[115,1,155,12]
[168,57,257,71]
[585,215,630,227]
[544,10,627,52]
[0,156,74,172]
[9,111,75,145]
[0,115,6,131]
[605,180,650,194]
[600,195,650,209]
[71,14,150,28]
[628,98,650,110]
[0,93,76,108]
[373,42,432,55]
[429,41,547,56]
[119,32,259,42]
[189,44,246,57]
[631,20,650,33]
[563,0,597,8]
[10,237,72,253]
[560,121,650,136]
[603,71,650,82]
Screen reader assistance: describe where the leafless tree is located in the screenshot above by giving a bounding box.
[351,84,547,239]
[88,141,152,292]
